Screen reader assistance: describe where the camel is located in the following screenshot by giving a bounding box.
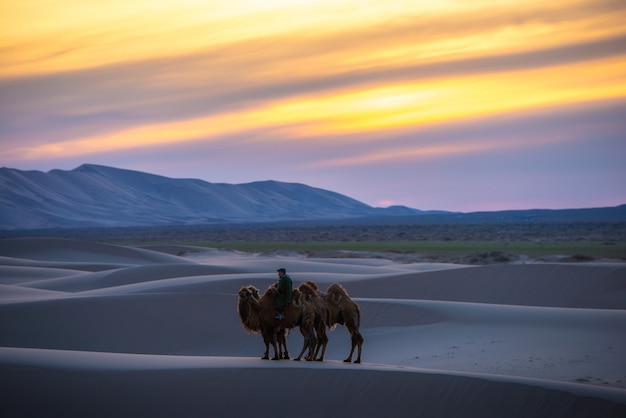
[237,284,317,361]
[303,281,364,363]
[288,287,318,361]
[237,285,277,359]
[297,281,330,361]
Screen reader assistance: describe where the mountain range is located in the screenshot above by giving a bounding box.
[1,164,624,230]
[0,164,431,229]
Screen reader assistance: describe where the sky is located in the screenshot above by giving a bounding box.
[1,0,625,212]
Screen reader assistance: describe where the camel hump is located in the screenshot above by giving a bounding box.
[292,288,303,306]
[327,282,349,298]
[298,282,317,296]
[302,280,319,291]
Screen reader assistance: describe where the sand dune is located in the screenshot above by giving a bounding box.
[1,237,625,417]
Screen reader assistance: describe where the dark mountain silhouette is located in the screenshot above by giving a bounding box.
[1,164,623,230]
[0,164,431,229]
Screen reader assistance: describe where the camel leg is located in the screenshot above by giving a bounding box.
[294,332,315,361]
[295,325,317,361]
[315,336,328,361]
[353,332,364,363]
[277,331,290,360]
[275,334,283,360]
[305,333,318,361]
[343,329,364,363]
[293,337,308,361]
[262,334,269,360]
[314,327,328,361]
[344,341,355,362]
[263,331,280,360]
[270,343,280,360]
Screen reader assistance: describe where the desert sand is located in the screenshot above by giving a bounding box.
[1,237,625,417]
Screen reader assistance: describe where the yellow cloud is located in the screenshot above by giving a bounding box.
[3,0,624,79]
[2,0,625,167]
[5,52,624,164]
[257,55,626,137]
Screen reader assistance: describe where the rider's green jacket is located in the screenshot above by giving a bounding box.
[274,274,293,308]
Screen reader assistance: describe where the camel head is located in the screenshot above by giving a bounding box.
[238,285,261,308]
[237,285,263,333]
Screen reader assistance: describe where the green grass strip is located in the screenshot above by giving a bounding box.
[174,240,625,259]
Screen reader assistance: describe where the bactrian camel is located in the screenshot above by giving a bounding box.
[297,281,330,361]
[303,281,364,363]
[237,284,317,361]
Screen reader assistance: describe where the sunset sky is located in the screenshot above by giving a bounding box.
[1,0,625,212]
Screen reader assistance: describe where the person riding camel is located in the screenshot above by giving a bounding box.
[274,268,293,320]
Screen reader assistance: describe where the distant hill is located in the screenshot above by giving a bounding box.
[0,164,431,229]
[1,164,623,230]
[333,205,626,225]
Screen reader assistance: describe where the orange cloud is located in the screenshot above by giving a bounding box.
[1,0,625,168]
[3,52,625,164]
[3,0,624,79]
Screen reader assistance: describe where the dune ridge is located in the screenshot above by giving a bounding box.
[0,237,625,417]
